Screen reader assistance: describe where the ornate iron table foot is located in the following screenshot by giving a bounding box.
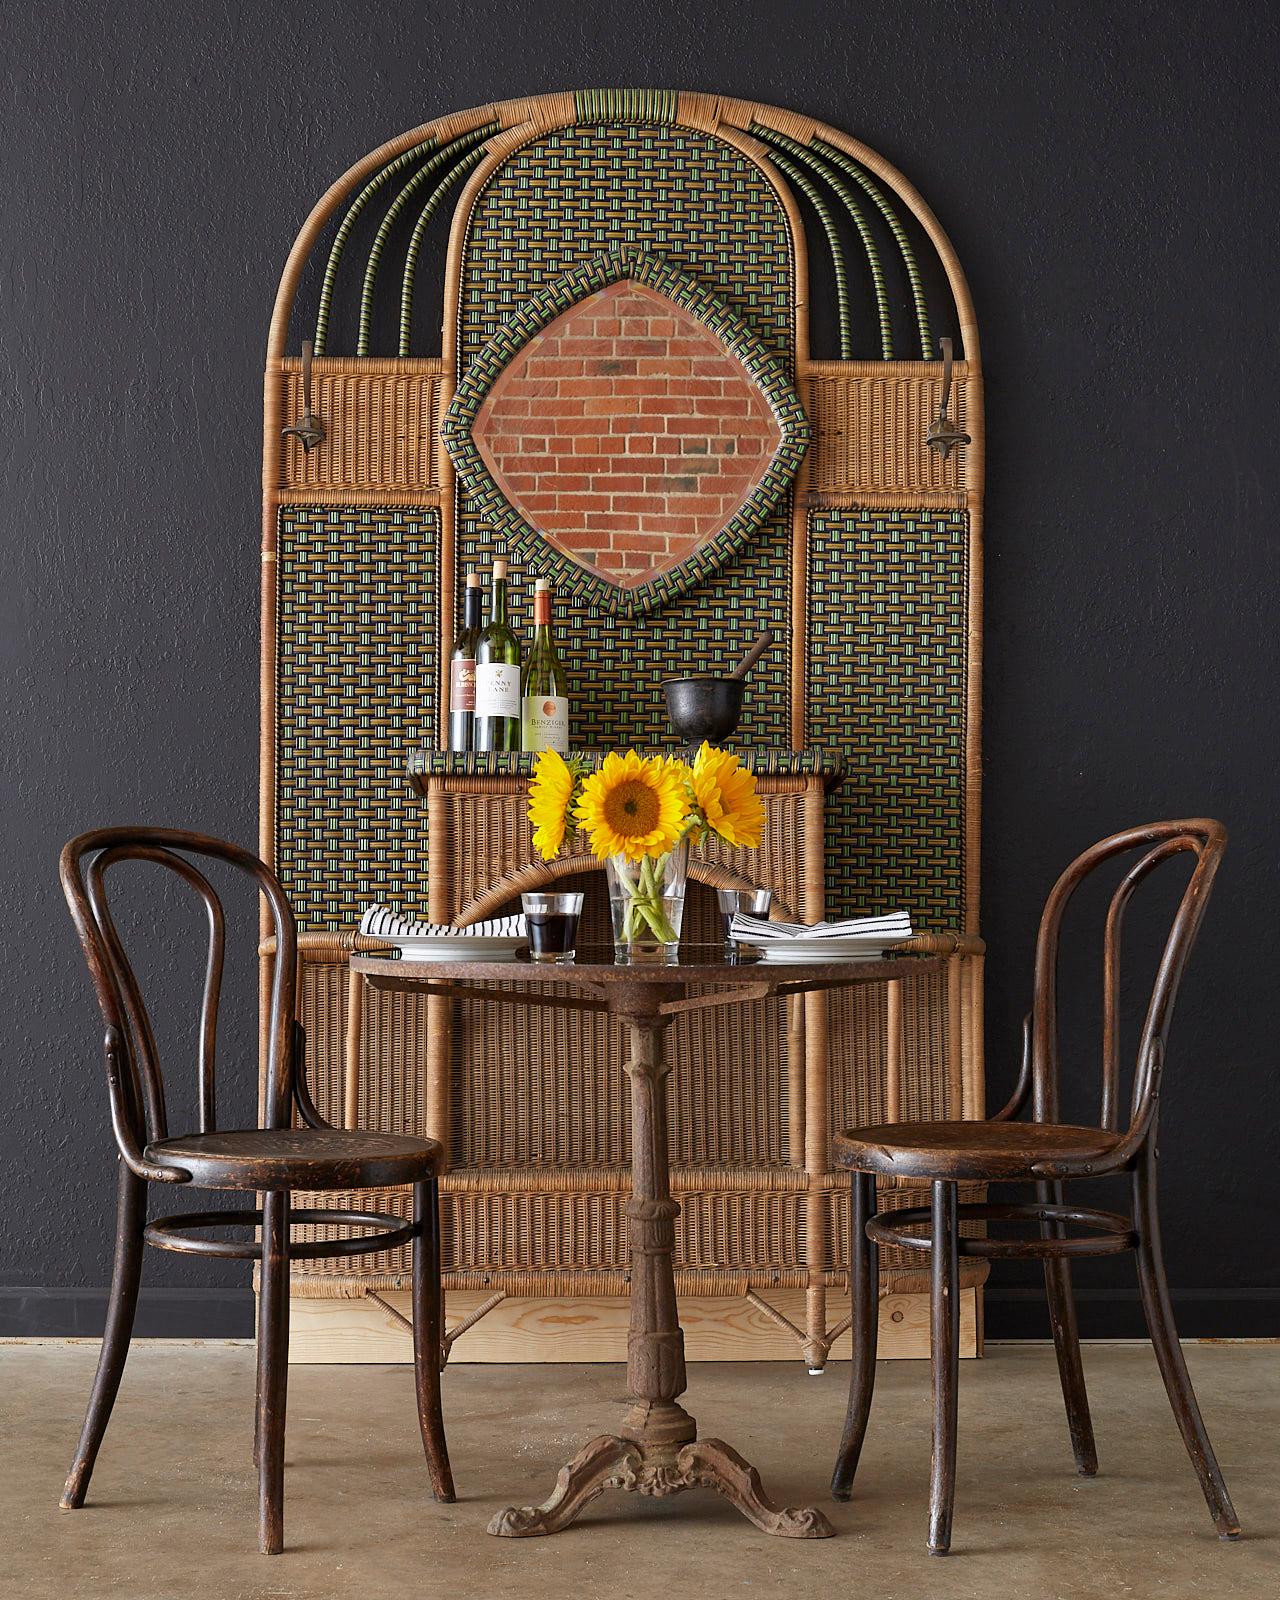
[487,1433,835,1538]
[677,1438,835,1537]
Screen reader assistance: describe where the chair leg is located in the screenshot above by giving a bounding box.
[1037,1179,1098,1475]
[61,1162,146,1509]
[256,1190,290,1555]
[1132,1153,1240,1539]
[928,1179,960,1555]
[832,1170,879,1500]
[412,1178,456,1503]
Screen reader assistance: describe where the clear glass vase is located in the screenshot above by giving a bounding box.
[605,839,690,962]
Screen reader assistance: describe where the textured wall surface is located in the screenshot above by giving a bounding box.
[2,0,1277,1337]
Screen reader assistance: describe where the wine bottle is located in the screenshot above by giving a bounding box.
[521,580,570,752]
[448,569,483,751]
[474,557,521,751]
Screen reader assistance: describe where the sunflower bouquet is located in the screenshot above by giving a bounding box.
[527,744,764,953]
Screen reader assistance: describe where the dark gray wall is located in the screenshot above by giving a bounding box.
[3,0,1277,1338]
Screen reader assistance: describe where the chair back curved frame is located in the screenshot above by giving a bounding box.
[1032,816,1226,1135]
[60,826,299,1182]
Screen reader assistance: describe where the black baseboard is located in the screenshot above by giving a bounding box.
[4,1284,1277,1342]
[984,1288,1280,1341]
[0,1287,254,1340]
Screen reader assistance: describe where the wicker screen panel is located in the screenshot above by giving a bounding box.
[297,953,351,1123]
[276,361,443,494]
[292,1184,813,1283]
[454,119,797,743]
[805,365,970,495]
[266,96,986,1360]
[447,879,791,1173]
[807,507,969,928]
[458,124,794,367]
[275,505,440,927]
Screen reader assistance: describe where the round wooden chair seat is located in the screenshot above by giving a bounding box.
[144,1128,443,1191]
[832,1119,1123,1182]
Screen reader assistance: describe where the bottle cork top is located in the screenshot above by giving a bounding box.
[535,578,550,592]
[492,558,507,579]
[465,569,481,587]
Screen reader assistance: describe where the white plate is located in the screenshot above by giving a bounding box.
[391,936,524,961]
[757,943,889,963]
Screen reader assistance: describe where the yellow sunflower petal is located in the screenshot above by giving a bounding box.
[527,747,575,860]
[691,742,764,849]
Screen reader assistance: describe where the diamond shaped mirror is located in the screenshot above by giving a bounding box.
[443,248,809,616]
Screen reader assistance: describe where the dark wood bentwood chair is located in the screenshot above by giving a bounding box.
[59,828,454,1554]
[831,819,1239,1554]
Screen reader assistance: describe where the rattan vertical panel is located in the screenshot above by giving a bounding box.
[275,505,440,927]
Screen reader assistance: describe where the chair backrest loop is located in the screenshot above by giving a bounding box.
[1030,818,1226,1136]
[60,828,297,1166]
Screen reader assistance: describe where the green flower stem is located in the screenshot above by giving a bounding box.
[617,854,679,945]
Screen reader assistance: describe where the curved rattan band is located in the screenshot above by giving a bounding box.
[356,126,498,356]
[315,137,438,353]
[144,1208,419,1261]
[760,148,853,358]
[398,139,497,356]
[756,132,892,360]
[868,1201,1136,1260]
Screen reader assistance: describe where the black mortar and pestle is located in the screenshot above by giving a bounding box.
[663,629,774,746]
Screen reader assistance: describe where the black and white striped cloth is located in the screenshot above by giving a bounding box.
[360,904,527,940]
[728,909,912,946]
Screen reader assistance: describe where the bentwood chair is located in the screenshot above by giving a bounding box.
[831,819,1239,1554]
[59,828,454,1554]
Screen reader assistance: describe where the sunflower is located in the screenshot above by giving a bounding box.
[574,750,689,862]
[527,748,579,861]
[689,741,765,849]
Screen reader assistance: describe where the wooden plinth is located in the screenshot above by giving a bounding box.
[286,1287,981,1364]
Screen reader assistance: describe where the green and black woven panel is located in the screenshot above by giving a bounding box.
[275,505,440,927]
[807,507,968,927]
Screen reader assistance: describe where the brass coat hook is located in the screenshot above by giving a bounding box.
[282,341,326,454]
[925,337,970,461]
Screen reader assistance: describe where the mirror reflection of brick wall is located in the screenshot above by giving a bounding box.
[473,280,782,589]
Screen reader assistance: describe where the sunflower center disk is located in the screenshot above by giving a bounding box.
[605,781,660,837]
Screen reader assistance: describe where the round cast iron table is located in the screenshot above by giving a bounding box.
[351,943,945,1539]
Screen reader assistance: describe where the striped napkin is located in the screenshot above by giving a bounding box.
[360,904,527,940]
[729,910,912,945]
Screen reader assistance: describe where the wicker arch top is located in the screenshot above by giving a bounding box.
[266,90,979,364]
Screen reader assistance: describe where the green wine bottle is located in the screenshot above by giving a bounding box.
[521,580,570,752]
[474,557,521,751]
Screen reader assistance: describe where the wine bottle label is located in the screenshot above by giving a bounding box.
[450,658,476,712]
[475,662,520,718]
[522,694,569,752]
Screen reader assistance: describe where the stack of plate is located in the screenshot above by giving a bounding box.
[730,909,911,963]
[752,936,894,964]
[392,932,524,962]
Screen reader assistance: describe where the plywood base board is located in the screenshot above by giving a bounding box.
[287,1288,979,1365]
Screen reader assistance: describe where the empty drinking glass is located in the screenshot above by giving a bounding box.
[716,887,773,949]
[522,891,584,963]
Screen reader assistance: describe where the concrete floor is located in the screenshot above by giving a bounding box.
[2,1343,1276,1600]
